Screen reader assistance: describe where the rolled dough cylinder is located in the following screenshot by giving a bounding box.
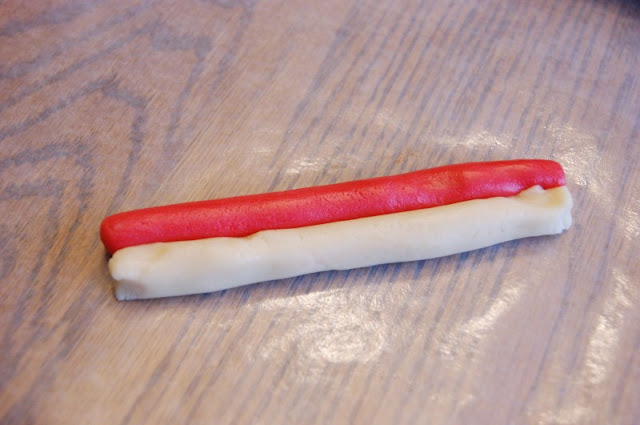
[109,185,572,300]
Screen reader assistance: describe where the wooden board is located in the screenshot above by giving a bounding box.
[1,0,638,424]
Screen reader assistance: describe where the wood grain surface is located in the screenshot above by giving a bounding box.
[1,0,639,424]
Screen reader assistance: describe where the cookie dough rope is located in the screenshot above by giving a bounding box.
[110,185,573,300]
[100,159,565,254]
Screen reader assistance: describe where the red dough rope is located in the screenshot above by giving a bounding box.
[100,159,565,254]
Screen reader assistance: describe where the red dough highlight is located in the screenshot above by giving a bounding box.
[100,159,566,254]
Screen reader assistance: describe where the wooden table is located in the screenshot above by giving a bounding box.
[1,1,638,424]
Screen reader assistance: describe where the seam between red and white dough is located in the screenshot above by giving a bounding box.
[109,185,572,300]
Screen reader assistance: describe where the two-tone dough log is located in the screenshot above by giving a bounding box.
[101,160,573,300]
